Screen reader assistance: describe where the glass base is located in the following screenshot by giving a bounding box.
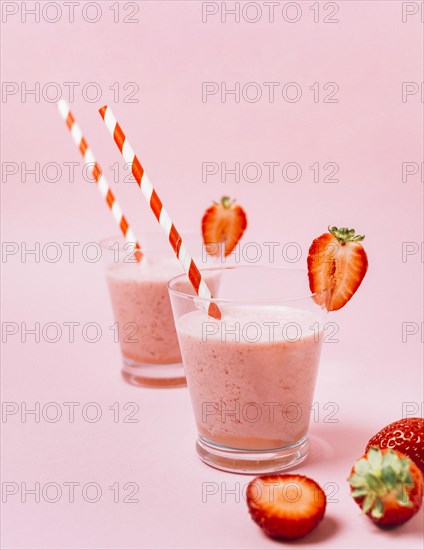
[121,357,186,388]
[196,435,310,474]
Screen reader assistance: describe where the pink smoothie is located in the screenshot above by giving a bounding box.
[106,257,184,365]
[176,306,323,450]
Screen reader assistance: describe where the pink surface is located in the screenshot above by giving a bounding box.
[1,1,423,548]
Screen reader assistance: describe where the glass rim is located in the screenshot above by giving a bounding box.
[167,265,329,306]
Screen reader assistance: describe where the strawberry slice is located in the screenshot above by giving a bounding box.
[348,447,423,527]
[202,196,247,256]
[307,226,368,311]
[247,474,326,540]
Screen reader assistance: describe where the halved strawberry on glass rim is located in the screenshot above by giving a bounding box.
[202,196,247,256]
[307,226,368,311]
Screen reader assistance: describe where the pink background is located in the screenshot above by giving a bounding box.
[1,1,423,548]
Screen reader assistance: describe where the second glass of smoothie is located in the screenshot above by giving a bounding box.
[168,266,329,473]
[101,233,220,388]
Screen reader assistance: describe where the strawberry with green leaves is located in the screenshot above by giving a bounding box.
[202,196,247,257]
[307,226,368,311]
[348,446,423,527]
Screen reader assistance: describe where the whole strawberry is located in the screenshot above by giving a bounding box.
[366,417,424,475]
[348,447,423,527]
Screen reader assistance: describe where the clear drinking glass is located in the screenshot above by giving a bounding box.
[168,266,329,473]
[101,232,220,388]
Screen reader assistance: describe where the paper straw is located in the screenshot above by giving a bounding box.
[57,100,142,262]
[99,105,221,320]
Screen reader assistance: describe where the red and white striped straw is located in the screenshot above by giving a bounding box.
[99,105,221,320]
[57,99,142,262]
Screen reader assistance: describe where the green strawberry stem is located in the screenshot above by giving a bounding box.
[213,196,235,209]
[328,226,365,243]
[348,447,414,519]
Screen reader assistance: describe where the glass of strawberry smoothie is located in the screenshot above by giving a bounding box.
[101,233,221,388]
[168,266,329,473]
